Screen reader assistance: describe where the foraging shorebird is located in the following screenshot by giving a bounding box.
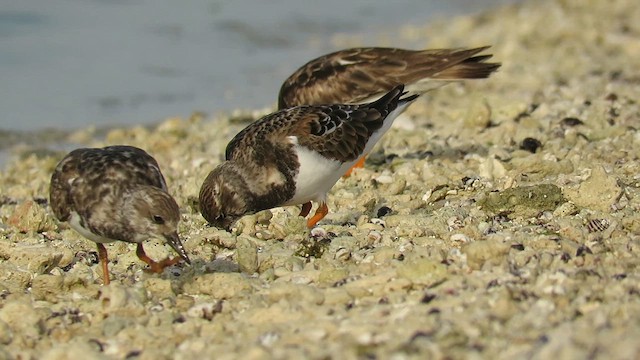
[200,85,418,230]
[50,145,190,285]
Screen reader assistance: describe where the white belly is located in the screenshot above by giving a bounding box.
[68,211,117,244]
[283,144,354,206]
[282,102,411,206]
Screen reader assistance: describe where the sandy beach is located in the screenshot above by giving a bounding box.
[1,0,639,358]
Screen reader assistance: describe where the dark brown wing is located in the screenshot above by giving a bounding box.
[278,46,500,108]
[228,85,409,165]
[49,146,167,222]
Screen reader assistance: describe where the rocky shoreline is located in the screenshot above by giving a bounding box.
[1,0,640,358]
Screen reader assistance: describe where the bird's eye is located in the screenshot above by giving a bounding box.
[152,215,165,224]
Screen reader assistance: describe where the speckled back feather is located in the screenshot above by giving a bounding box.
[228,84,414,164]
[49,146,172,241]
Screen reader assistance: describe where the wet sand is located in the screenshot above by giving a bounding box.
[1,0,639,358]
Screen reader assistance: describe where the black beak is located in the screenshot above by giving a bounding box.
[164,232,191,264]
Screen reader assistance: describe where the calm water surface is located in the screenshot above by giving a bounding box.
[0,0,518,136]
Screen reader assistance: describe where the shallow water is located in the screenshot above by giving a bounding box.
[0,0,518,135]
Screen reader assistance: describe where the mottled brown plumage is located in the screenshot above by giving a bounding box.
[278,46,500,109]
[278,46,500,176]
[50,145,190,285]
[200,85,417,230]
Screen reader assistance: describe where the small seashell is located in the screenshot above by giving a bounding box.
[259,331,280,347]
[186,301,223,321]
[450,233,470,244]
[461,176,481,190]
[310,227,327,238]
[334,247,352,261]
[447,216,463,231]
[332,274,362,287]
[586,218,610,233]
[255,229,273,240]
[367,230,382,243]
[375,174,394,184]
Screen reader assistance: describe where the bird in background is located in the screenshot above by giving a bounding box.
[278,46,500,175]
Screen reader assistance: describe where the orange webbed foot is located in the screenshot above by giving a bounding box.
[136,243,181,274]
[306,203,329,228]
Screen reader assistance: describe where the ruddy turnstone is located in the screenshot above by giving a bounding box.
[278,46,500,174]
[199,84,418,230]
[50,145,190,285]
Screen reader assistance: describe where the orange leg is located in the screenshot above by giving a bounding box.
[306,202,329,228]
[299,202,312,217]
[343,156,367,177]
[136,243,180,274]
[96,243,110,285]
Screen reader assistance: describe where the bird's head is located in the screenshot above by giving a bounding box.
[198,162,251,231]
[126,186,190,264]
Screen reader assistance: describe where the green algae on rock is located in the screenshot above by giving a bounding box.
[478,184,565,218]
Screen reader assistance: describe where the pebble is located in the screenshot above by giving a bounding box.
[7,200,57,233]
[186,302,223,321]
[0,300,43,346]
[376,206,393,217]
[478,184,565,218]
[0,319,12,345]
[0,262,32,293]
[563,166,622,212]
[183,273,253,299]
[464,98,492,128]
[520,137,543,153]
[41,341,106,360]
[463,239,510,270]
[0,242,66,275]
[264,282,324,306]
[395,256,448,287]
[30,274,64,302]
[100,283,148,319]
[386,178,407,195]
[236,236,259,274]
[143,278,175,300]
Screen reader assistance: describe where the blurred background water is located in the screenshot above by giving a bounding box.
[0,0,518,146]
